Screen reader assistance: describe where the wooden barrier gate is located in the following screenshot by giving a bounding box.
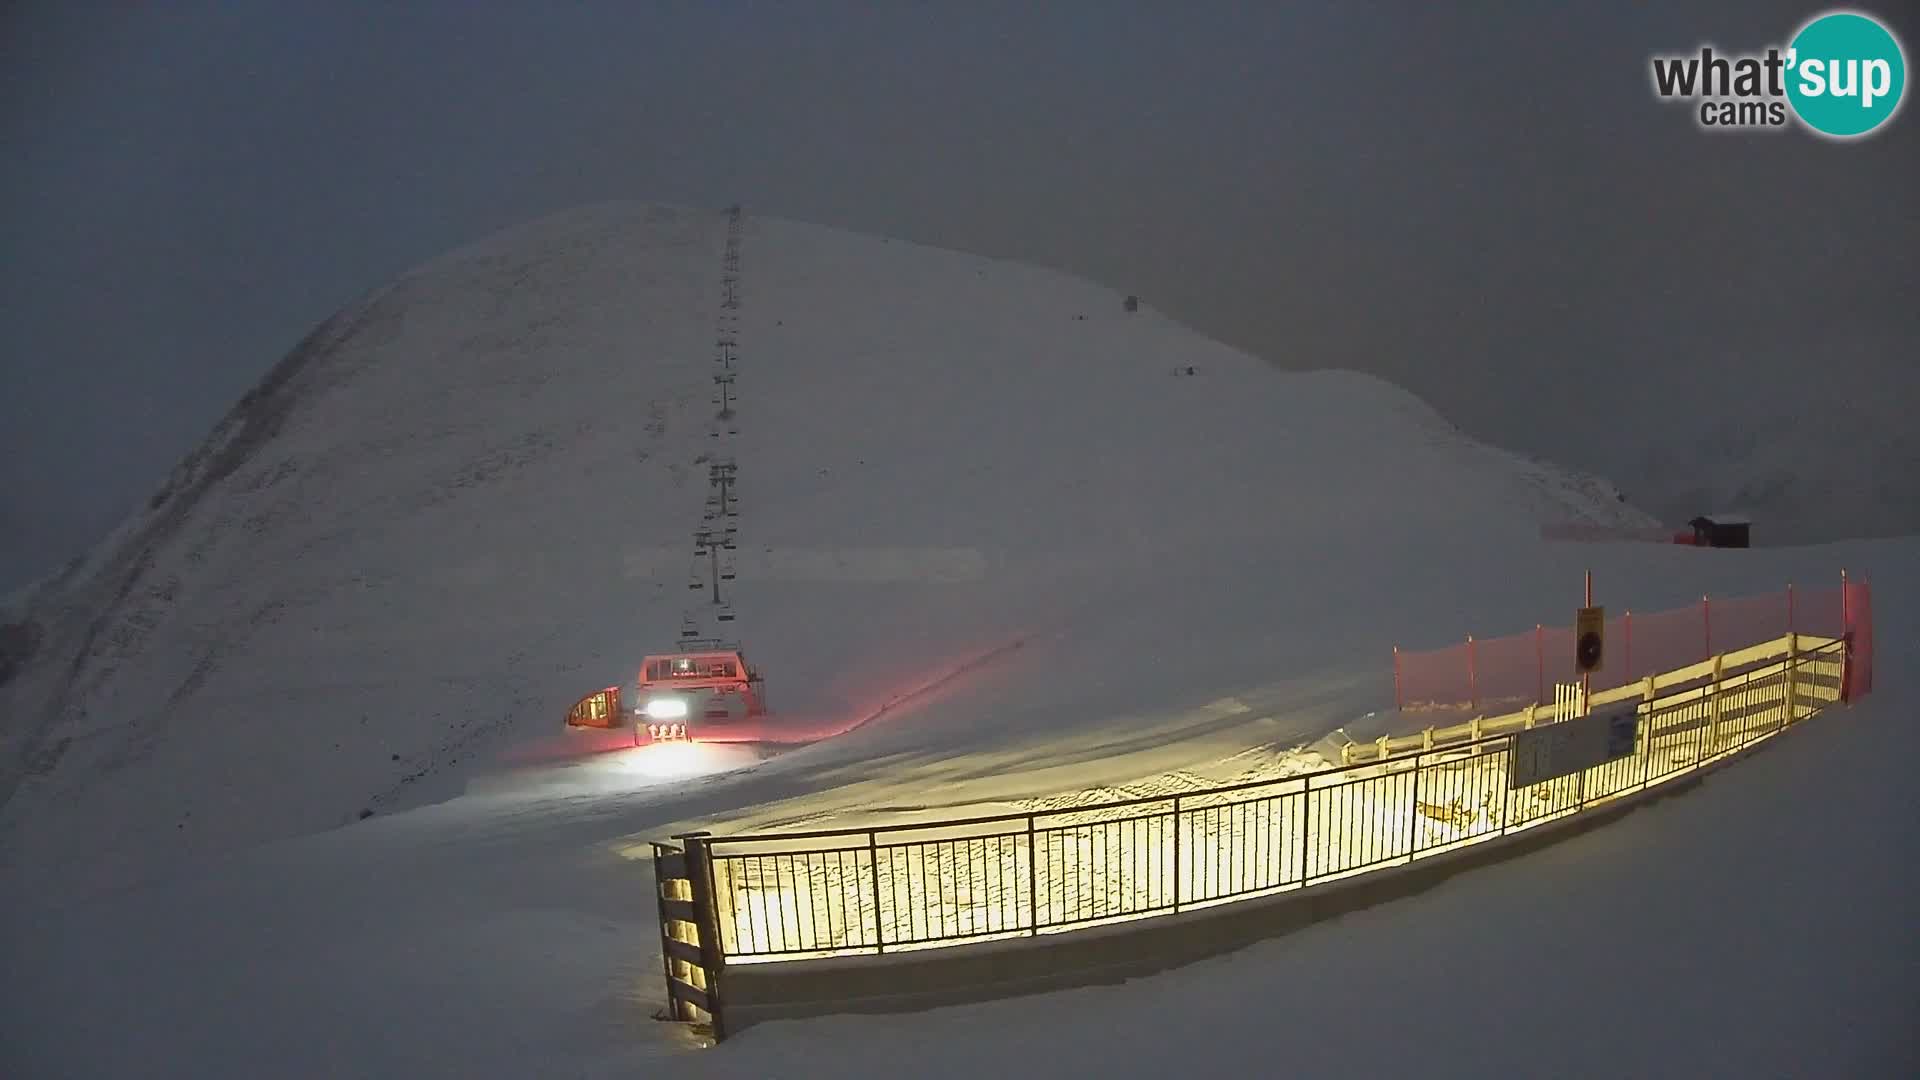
[653,834,727,1038]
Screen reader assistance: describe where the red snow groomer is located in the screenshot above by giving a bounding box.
[566,643,766,743]
[635,647,767,741]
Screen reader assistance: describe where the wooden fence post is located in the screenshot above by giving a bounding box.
[1638,675,1657,775]
[677,832,729,1041]
[1783,633,1798,727]
[1840,570,1852,702]
[1707,653,1725,750]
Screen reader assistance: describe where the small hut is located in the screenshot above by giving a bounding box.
[1686,514,1751,548]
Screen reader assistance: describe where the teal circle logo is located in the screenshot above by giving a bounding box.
[1786,11,1907,138]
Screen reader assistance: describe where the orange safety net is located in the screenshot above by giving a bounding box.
[1844,581,1874,701]
[1394,580,1853,713]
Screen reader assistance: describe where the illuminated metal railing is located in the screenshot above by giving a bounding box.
[668,634,1846,967]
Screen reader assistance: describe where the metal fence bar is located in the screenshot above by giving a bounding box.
[1024,816,1036,935]
[1172,795,1182,913]
[867,832,883,953]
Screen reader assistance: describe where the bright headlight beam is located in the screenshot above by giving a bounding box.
[644,697,689,720]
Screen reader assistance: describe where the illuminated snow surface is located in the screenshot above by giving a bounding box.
[2,205,1913,1077]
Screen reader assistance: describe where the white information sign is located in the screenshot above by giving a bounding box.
[1509,704,1638,789]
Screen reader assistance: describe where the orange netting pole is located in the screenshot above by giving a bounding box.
[1467,635,1478,711]
[1703,594,1712,660]
[1583,571,1592,715]
[1393,645,1402,711]
[1535,624,1544,706]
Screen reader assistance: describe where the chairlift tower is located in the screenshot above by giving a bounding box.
[709,459,738,510]
[692,525,737,622]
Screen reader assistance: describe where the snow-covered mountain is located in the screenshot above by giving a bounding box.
[1624,364,1920,546]
[0,202,1667,898]
[3,203,1912,1078]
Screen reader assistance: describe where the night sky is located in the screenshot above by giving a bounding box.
[6,1,1916,587]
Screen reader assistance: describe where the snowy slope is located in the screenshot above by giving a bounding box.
[700,553,1918,1080]
[1,534,1908,1079]
[0,201,1910,1076]
[0,202,1664,900]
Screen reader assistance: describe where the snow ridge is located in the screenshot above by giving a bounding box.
[2,202,1660,898]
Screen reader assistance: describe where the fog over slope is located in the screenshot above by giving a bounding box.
[2,203,1658,897]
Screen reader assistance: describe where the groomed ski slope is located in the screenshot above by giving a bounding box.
[2,204,1910,1076]
[2,203,1652,901]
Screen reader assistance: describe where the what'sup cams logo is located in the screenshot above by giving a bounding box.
[1650,9,1907,138]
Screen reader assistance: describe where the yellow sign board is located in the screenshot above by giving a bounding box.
[1575,605,1605,673]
